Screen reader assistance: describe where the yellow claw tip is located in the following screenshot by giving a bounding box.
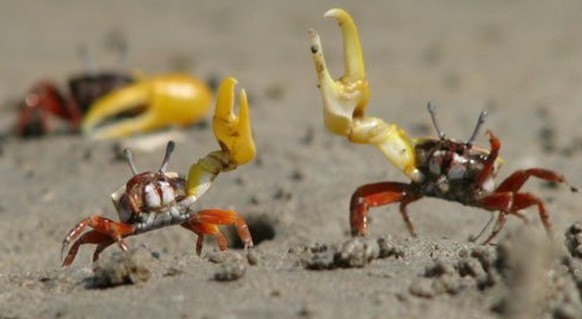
[323,8,349,19]
[215,76,237,120]
[223,76,238,86]
[239,89,248,107]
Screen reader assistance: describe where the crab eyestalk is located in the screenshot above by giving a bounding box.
[123,148,139,176]
[158,141,175,173]
[185,77,256,200]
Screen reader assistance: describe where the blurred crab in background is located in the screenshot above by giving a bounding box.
[15,46,213,140]
[15,47,134,138]
[82,72,212,140]
[309,8,577,243]
[61,76,255,266]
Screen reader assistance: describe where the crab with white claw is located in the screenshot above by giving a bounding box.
[309,8,578,244]
[61,77,255,266]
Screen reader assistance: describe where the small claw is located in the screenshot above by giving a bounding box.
[213,77,256,166]
[82,74,212,140]
[309,8,369,137]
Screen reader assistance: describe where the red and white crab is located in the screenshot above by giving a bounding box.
[61,77,255,266]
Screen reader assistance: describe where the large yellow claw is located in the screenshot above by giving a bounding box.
[184,77,255,200]
[309,8,369,137]
[82,74,212,140]
[310,8,420,181]
[212,76,255,166]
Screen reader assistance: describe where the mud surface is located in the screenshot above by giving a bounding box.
[2,1,582,318]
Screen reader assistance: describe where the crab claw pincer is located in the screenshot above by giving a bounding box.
[309,8,369,137]
[212,76,256,166]
[185,76,256,200]
[82,73,212,140]
[310,8,418,179]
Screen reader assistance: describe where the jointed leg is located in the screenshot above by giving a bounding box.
[482,211,507,245]
[511,192,551,237]
[349,182,418,237]
[496,168,578,193]
[61,215,135,266]
[477,191,552,244]
[93,239,116,262]
[181,221,227,255]
[399,193,422,237]
[469,212,496,243]
[182,209,253,255]
[62,231,110,266]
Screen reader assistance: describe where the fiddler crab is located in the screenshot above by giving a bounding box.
[82,72,212,140]
[61,77,254,266]
[309,8,578,243]
[15,52,134,137]
[16,47,212,140]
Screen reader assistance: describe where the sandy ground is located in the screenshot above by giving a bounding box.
[2,1,582,318]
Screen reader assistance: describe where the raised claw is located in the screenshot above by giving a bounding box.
[309,8,369,137]
[213,76,256,166]
[185,76,255,201]
[310,8,420,181]
[82,73,212,140]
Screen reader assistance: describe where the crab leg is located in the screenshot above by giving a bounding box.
[82,74,212,139]
[61,215,135,266]
[309,9,420,181]
[61,231,111,266]
[181,209,253,255]
[350,182,420,237]
[495,168,578,193]
[181,222,228,256]
[184,77,256,201]
[195,209,253,249]
[477,192,550,244]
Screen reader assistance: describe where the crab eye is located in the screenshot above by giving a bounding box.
[144,183,161,208]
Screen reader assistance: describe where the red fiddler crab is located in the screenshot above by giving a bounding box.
[16,74,134,138]
[16,48,213,140]
[15,48,134,137]
[61,77,255,266]
[309,8,578,243]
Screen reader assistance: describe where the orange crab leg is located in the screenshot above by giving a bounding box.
[181,222,228,256]
[61,231,111,266]
[61,215,135,266]
[181,208,253,255]
[350,182,421,237]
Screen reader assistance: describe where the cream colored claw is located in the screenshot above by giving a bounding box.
[309,8,369,137]
[310,8,420,181]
